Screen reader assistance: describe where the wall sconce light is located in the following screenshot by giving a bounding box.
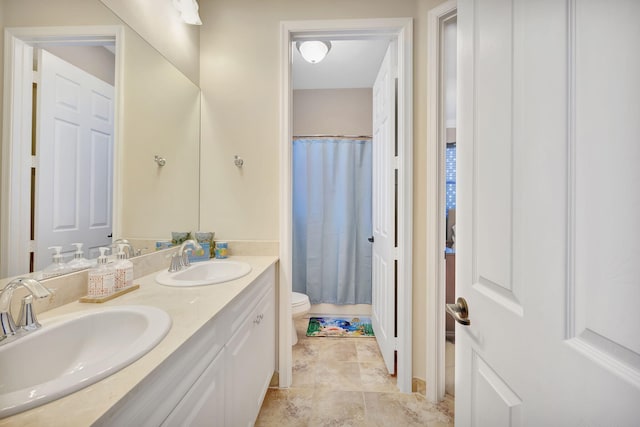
[173,0,202,25]
[296,41,332,64]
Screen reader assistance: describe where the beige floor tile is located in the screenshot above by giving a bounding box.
[291,357,316,389]
[355,339,383,363]
[255,388,314,427]
[359,362,398,393]
[293,339,321,361]
[309,390,367,427]
[315,361,362,391]
[318,339,358,362]
[436,393,455,420]
[363,392,452,427]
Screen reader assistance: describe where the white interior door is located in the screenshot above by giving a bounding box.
[455,0,640,424]
[36,49,114,268]
[371,42,397,375]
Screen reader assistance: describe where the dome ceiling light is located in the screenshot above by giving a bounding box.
[296,41,332,64]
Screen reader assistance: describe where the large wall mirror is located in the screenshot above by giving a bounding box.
[0,0,201,280]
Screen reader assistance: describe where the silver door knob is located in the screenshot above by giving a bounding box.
[446,297,471,326]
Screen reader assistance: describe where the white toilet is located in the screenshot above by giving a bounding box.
[291,292,311,345]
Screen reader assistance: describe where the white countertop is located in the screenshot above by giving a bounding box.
[0,256,278,427]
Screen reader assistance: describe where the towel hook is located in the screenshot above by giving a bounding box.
[154,155,166,167]
[234,155,244,168]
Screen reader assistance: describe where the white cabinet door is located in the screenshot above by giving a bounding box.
[225,286,275,427]
[161,348,225,427]
[371,41,397,375]
[455,0,640,425]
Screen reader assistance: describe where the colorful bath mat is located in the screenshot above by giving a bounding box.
[306,316,375,337]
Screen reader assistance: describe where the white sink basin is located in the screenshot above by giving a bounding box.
[155,260,252,287]
[0,305,171,418]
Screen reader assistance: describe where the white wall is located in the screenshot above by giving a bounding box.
[99,0,200,84]
[293,88,372,136]
[199,0,447,384]
[444,17,457,128]
[43,45,115,85]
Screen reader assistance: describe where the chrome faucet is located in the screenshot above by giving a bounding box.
[0,278,52,345]
[168,240,202,272]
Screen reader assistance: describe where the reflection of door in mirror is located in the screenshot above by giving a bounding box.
[5,42,116,276]
[35,49,114,270]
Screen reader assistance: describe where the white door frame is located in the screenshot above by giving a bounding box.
[426,0,457,403]
[1,26,124,277]
[279,18,414,393]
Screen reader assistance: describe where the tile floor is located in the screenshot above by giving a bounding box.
[255,315,454,426]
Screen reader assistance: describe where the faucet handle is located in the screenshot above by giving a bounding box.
[0,311,18,343]
[168,253,182,272]
[181,249,192,268]
[17,295,41,332]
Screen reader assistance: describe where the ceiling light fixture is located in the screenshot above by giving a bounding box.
[173,0,202,25]
[296,41,332,64]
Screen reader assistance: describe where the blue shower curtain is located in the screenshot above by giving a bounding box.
[292,137,372,305]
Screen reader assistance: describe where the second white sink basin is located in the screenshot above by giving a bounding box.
[155,260,252,287]
[0,305,171,419]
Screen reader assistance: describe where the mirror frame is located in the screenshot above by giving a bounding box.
[0,25,124,277]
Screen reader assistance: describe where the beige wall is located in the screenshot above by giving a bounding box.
[99,0,200,85]
[199,0,445,384]
[43,45,116,85]
[293,88,372,136]
[0,0,200,252]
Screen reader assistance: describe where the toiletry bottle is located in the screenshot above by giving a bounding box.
[114,244,134,291]
[42,246,68,279]
[66,243,92,271]
[87,247,115,297]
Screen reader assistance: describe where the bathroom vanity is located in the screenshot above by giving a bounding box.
[0,256,278,427]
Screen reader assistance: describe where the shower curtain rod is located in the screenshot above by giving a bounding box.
[293,134,372,139]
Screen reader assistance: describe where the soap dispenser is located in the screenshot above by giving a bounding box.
[87,247,115,297]
[67,243,92,272]
[114,244,134,290]
[42,246,68,279]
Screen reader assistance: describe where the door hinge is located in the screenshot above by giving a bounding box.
[393,156,400,169]
[28,240,36,253]
[393,247,399,260]
[31,155,38,168]
[33,70,41,84]
[394,337,399,351]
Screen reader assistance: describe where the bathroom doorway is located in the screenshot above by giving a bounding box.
[280,18,414,393]
[291,39,385,317]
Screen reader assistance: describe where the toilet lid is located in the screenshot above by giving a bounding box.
[292,292,309,306]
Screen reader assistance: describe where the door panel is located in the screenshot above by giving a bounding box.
[371,41,396,375]
[472,352,522,427]
[51,120,80,231]
[456,0,640,424]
